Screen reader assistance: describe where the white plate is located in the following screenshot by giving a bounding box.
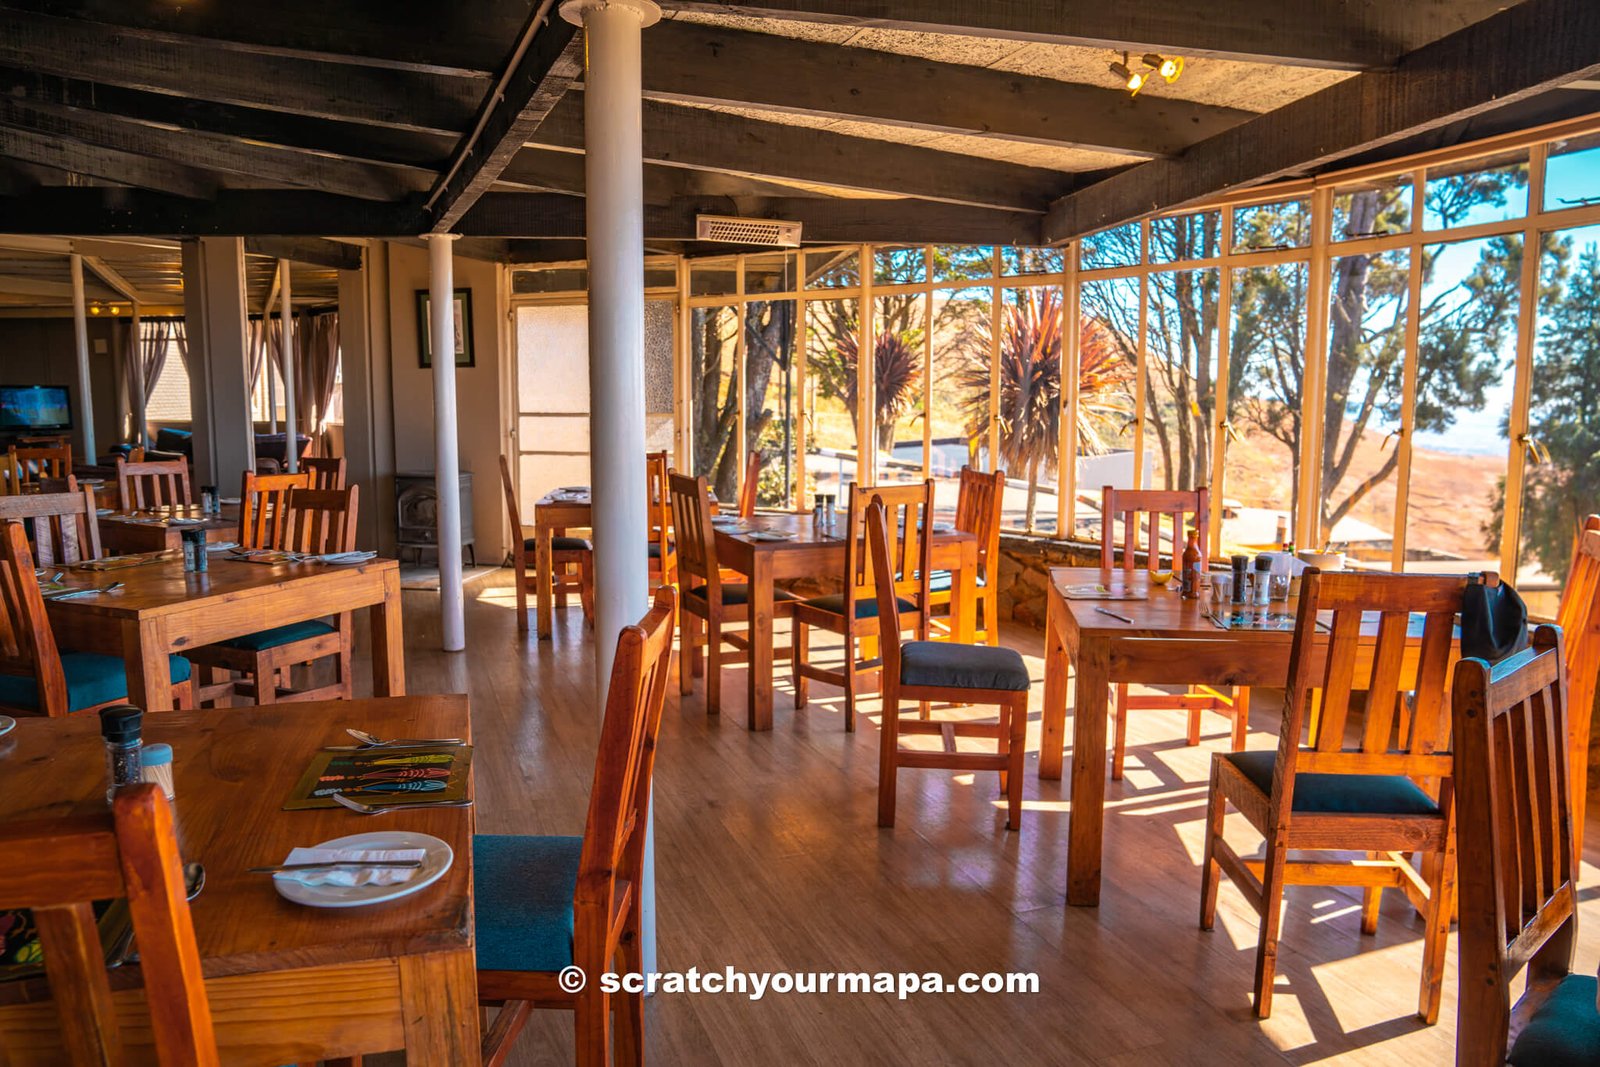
[168,517,205,526]
[933,521,956,533]
[0,715,14,739]
[219,497,241,505]
[271,830,453,909]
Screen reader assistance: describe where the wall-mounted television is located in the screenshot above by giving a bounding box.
[0,386,73,432]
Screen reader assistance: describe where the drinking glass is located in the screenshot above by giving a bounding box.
[1269,573,1291,602]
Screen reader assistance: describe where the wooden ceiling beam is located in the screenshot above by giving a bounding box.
[243,238,364,272]
[643,21,1249,158]
[0,8,483,134]
[426,14,583,233]
[528,94,1069,211]
[498,147,860,202]
[0,125,215,199]
[0,189,420,237]
[654,1,1510,69]
[1043,0,1600,242]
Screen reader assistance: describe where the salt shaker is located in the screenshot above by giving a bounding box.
[100,705,144,805]
[182,528,207,572]
[1252,555,1273,609]
[142,742,176,800]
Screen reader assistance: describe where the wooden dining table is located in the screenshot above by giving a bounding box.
[1041,565,1448,907]
[0,695,477,1064]
[531,487,593,638]
[715,512,979,732]
[97,503,241,556]
[44,553,406,711]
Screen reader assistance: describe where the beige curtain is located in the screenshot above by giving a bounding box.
[125,319,177,447]
[265,311,339,438]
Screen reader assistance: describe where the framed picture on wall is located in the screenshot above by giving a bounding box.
[416,288,474,368]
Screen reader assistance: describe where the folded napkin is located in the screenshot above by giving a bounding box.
[276,847,426,887]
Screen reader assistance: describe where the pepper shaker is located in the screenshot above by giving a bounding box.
[100,705,144,805]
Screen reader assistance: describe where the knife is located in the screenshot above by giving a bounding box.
[248,860,423,874]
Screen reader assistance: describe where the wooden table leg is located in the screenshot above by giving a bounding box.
[951,542,977,645]
[1040,593,1069,780]
[746,552,775,732]
[1067,636,1110,906]
[398,949,479,1063]
[121,617,170,711]
[370,567,407,697]
[535,522,554,640]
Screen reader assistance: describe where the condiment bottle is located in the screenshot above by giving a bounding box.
[100,705,144,805]
[1253,555,1273,608]
[1230,555,1249,605]
[142,742,175,800]
[1180,528,1201,599]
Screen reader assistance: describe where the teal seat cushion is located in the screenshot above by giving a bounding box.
[684,584,798,607]
[526,536,591,553]
[474,834,583,973]
[927,570,987,594]
[0,651,191,713]
[1509,975,1600,1067]
[646,541,673,559]
[221,619,336,652]
[1223,750,1439,815]
[900,641,1029,692]
[801,592,915,619]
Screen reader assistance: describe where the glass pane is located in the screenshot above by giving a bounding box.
[744,253,795,296]
[1233,199,1309,251]
[874,245,927,285]
[689,306,740,500]
[804,249,858,288]
[1145,269,1220,499]
[1423,151,1529,230]
[744,299,798,508]
[1405,236,1520,571]
[1224,262,1309,551]
[1543,133,1600,213]
[1332,176,1413,241]
[516,305,589,414]
[1517,224,1600,616]
[1079,222,1141,270]
[874,293,928,486]
[804,297,861,501]
[690,258,738,298]
[1150,211,1221,263]
[1317,250,1409,566]
[512,268,586,294]
[993,286,1065,533]
[929,285,993,518]
[932,245,994,283]
[1076,277,1141,538]
[1002,246,1065,276]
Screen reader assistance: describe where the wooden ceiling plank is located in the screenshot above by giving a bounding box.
[243,237,364,271]
[0,189,419,236]
[0,125,214,198]
[1043,0,1600,242]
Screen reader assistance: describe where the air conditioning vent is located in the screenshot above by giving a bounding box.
[695,214,802,247]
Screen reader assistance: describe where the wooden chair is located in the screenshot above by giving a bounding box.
[738,449,761,518]
[646,451,675,590]
[0,783,219,1065]
[1101,484,1246,779]
[1200,568,1469,1022]
[116,457,192,509]
[1554,514,1600,854]
[793,480,933,731]
[0,450,22,495]
[499,455,592,633]
[238,471,313,550]
[930,466,1004,645]
[671,471,796,717]
[0,484,102,566]
[1453,625,1599,1065]
[865,498,1030,829]
[477,586,677,1067]
[0,521,192,716]
[304,455,347,489]
[11,443,70,487]
[183,486,359,705]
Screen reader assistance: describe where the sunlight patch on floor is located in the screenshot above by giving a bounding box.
[1311,942,1432,1034]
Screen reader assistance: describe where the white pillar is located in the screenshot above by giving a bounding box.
[279,259,298,473]
[562,0,660,975]
[427,234,466,651]
[69,254,96,462]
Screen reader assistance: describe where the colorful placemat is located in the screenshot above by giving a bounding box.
[1059,583,1148,601]
[74,551,180,571]
[0,900,132,982]
[284,746,474,811]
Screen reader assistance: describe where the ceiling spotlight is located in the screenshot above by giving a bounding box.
[1142,52,1185,83]
[1109,52,1147,96]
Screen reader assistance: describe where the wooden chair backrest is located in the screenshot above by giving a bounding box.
[303,456,347,490]
[11,444,71,486]
[1275,570,1468,801]
[496,455,524,563]
[0,486,102,566]
[667,472,718,599]
[955,466,1004,581]
[865,499,910,686]
[738,450,761,519]
[646,451,672,562]
[574,587,677,970]
[842,480,933,628]
[0,520,70,715]
[0,783,219,1065]
[282,486,358,555]
[0,450,21,495]
[239,471,313,550]
[1451,626,1576,1066]
[1100,484,1209,572]
[117,457,191,509]
[1554,514,1600,843]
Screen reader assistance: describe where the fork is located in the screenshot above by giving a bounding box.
[344,728,465,748]
[330,792,474,815]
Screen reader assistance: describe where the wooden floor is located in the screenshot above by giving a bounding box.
[369,573,1600,1066]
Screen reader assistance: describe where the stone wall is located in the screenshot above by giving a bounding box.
[994,534,1104,630]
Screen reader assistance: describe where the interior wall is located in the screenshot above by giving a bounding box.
[384,242,508,565]
[0,316,121,460]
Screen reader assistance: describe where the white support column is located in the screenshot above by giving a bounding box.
[69,254,96,462]
[562,0,659,973]
[427,234,466,652]
[279,259,298,473]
